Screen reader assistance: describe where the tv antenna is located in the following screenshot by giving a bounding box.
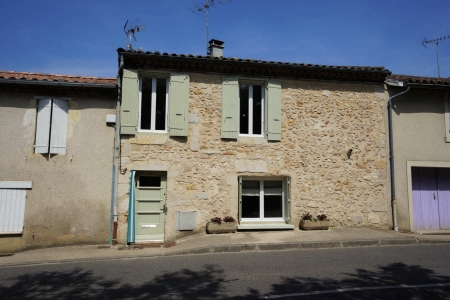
[124,20,146,50]
[188,0,232,55]
[422,35,450,78]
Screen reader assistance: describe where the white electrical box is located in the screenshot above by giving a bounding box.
[177,211,197,231]
[106,115,116,124]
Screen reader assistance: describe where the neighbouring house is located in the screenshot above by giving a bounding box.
[0,71,117,253]
[116,40,393,244]
[385,75,450,232]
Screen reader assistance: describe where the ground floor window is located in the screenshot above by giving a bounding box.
[239,177,290,221]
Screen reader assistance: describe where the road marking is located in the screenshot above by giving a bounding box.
[261,282,450,298]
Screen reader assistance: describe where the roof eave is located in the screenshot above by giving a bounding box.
[117,49,391,77]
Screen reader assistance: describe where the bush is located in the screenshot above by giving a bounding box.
[317,214,328,221]
[223,216,235,223]
[301,213,313,221]
[210,217,222,225]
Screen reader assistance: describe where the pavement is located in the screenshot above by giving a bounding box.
[1,228,450,268]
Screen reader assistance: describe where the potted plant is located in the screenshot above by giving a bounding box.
[207,216,237,234]
[299,213,330,230]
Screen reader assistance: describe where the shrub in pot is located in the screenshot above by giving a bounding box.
[299,213,330,230]
[207,216,237,234]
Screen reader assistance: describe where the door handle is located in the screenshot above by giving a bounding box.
[433,193,436,200]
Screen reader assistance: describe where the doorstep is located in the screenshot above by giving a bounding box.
[237,223,295,230]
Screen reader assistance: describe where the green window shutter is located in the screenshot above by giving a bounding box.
[121,69,139,135]
[284,177,291,221]
[168,74,190,136]
[238,176,242,222]
[266,80,282,141]
[221,78,239,139]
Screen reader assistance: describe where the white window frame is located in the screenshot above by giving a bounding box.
[138,77,169,133]
[445,93,450,142]
[241,178,284,222]
[239,84,265,137]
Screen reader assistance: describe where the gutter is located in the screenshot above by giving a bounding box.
[0,79,116,88]
[110,55,124,245]
[386,80,410,231]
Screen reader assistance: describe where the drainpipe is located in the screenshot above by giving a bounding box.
[387,84,410,232]
[110,55,124,245]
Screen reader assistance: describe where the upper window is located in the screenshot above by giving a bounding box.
[139,77,168,132]
[239,84,264,136]
[221,78,281,141]
[34,98,69,154]
[120,70,189,136]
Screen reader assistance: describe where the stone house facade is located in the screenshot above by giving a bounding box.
[116,45,393,244]
[386,75,450,232]
[0,71,116,253]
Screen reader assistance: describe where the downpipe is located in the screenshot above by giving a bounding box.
[387,86,410,232]
[110,55,124,245]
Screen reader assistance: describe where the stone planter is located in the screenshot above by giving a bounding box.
[300,220,330,230]
[206,222,237,234]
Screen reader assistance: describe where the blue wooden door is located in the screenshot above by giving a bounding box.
[412,167,439,230]
[412,167,450,230]
[437,168,450,230]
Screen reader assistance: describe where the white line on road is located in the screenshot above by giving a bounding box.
[261,282,450,298]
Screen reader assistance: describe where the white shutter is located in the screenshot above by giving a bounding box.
[0,189,26,234]
[34,99,52,153]
[50,99,69,154]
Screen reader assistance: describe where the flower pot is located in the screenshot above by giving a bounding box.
[300,220,330,230]
[206,222,237,234]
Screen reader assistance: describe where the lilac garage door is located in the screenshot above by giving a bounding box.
[412,167,450,230]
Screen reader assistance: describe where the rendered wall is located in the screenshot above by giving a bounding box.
[118,73,389,243]
[0,88,115,252]
[388,86,450,231]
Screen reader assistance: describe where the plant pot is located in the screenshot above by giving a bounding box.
[206,222,237,234]
[300,220,330,230]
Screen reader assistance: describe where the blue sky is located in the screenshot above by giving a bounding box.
[1,0,449,78]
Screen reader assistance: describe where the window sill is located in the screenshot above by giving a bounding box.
[237,136,267,145]
[0,231,23,235]
[134,133,168,145]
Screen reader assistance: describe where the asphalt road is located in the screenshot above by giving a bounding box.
[0,244,449,299]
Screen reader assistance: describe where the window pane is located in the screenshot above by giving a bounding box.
[239,84,249,134]
[242,180,260,196]
[139,176,161,187]
[264,195,283,218]
[242,196,260,218]
[252,85,262,135]
[140,77,152,130]
[264,181,282,195]
[155,78,167,130]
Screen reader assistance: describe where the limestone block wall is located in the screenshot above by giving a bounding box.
[117,73,389,243]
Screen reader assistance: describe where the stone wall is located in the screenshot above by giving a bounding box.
[117,73,389,243]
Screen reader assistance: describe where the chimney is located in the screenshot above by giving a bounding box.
[208,39,224,58]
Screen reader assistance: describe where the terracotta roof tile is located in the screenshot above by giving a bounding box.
[0,70,116,85]
[387,74,450,86]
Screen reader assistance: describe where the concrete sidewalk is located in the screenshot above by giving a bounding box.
[1,228,450,268]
